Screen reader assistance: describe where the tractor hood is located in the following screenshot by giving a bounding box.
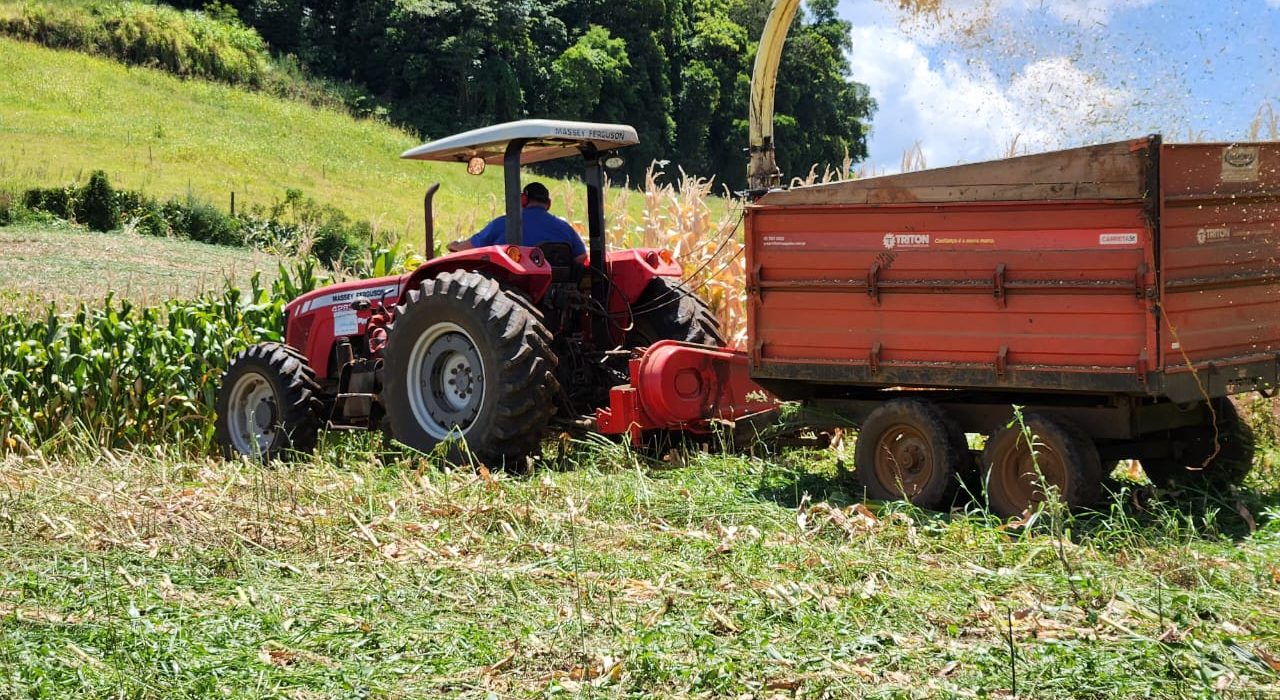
[401,119,639,166]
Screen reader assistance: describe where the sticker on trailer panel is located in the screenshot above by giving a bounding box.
[761,235,806,247]
[1196,227,1231,245]
[1221,145,1260,182]
[333,310,360,337]
[1099,233,1139,246]
[933,237,995,246]
[883,233,930,250]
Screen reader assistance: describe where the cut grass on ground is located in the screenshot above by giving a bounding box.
[0,437,1277,698]
[0,223,278,308]
[0,38,654,244]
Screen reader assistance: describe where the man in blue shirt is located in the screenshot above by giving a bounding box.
[447,182,587,264]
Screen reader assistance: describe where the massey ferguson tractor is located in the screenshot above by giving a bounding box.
[214,120,724,467]
[218,0,1279,517]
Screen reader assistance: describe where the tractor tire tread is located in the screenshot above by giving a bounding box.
[627,277,725,348]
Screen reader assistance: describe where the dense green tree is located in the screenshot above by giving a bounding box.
[169,0,874,187]
[549,26,631,120]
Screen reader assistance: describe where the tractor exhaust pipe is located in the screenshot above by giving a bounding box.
[423,182,441,260]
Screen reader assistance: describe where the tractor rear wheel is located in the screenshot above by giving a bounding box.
[853,399,966,510]
[626,277,724,347]
[383,270,559,467]
[981,413,1102,518]
[215,342,321,461]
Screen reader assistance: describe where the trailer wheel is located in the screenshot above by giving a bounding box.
[626,277,724,347]
[1142,398,1255,489]
[853,399,965,510]
[383,270,559,468]
[981,413,1102,518]
[215,342,321,461]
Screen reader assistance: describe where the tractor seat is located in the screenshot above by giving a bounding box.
[538,242,583,283]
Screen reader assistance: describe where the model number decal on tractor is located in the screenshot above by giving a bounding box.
[299,285,400,313]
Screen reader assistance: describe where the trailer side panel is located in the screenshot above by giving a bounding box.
[746,200,1157,396]
[1159,143,1280,400]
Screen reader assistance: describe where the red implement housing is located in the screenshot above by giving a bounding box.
[596,340,779,443]
[744,136,1280,403]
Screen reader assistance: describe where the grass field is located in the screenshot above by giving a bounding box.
[0,38,659,245]
[0,435,1277,698]
[0,223,277,307]
[3,18,1278,700]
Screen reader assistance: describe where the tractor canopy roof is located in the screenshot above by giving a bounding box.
[400,119,639,166]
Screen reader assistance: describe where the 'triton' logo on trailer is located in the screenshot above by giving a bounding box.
[883,233,930,250]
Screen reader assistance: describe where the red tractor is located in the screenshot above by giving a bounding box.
[215,120,721,465]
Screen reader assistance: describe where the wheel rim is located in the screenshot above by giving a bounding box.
[872,422,935,498]
[405,321,486,440]
[992,432,1069,510]
[227,371,278,457]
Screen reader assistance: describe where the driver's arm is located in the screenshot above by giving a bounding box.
[449,216,502,252]
[569,226,588,265]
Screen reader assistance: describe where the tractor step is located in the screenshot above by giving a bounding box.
[333,393,379,425]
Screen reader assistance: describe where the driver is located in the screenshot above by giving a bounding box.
[447,182,587,264]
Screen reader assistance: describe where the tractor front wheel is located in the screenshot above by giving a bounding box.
[383,270,559,467]
[215,342,321,461]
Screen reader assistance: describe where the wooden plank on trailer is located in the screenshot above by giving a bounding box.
[760,138,1153,206]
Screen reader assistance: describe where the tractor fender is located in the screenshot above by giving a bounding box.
[404,246,554,303]
[603,248,685,313]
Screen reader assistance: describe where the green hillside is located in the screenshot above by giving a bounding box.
[0,37,631,244]
[0,223,281,307]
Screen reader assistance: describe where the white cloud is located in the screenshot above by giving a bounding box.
[846,23,1133,172]
[1028,0,1157,25]
[886,0,1157,38]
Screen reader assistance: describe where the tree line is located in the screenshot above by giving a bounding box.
[172,0,876,188]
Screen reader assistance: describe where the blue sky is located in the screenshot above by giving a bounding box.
[834,0,1280,172]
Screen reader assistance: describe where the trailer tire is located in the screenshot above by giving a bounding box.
[215,342,321,461]
[383,270,559,468]
[1142,398,1254,489]
[981,413,1102,518]
[853,399,966,510]
[627,277,724,347]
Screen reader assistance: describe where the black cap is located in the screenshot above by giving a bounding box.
[522,182,550,204]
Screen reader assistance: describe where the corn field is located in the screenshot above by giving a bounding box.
[0,260,326,452]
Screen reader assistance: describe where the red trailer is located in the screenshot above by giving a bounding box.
[601,136,1280,515]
